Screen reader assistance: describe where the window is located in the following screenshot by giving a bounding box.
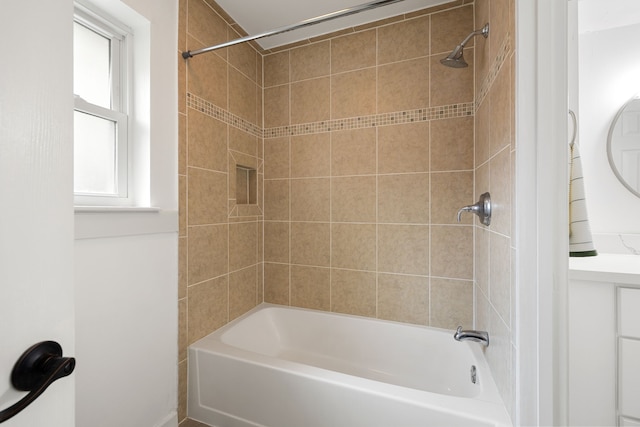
[73,5,131,205]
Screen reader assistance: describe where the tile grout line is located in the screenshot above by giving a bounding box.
[287,49,292,307]
[328,39,333,314]
[374,25,379,320]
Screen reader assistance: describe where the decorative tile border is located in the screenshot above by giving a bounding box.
[263,103,474,139]
[187,93,263,138]
[187,94,475,140]
[476,34,512,110]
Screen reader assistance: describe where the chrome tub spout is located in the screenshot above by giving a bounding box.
[453,326,489,346]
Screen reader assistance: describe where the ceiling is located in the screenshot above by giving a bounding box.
[578,0,640,33]
[214,0,455,50]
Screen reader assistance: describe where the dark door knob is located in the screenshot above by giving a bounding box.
[0,341,75,423]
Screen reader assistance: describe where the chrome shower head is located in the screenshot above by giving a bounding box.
[440,23,489,68]
[440,44,468,68]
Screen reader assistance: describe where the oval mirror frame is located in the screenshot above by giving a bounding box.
[607,95,640,198]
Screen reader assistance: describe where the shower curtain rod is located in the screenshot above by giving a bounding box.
[182,0,407,59]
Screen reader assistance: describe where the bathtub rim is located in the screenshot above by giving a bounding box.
[189,303,512,426]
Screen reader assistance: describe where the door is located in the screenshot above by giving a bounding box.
[0,0,75,425]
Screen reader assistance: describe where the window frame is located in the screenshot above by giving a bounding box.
[73,4,133,206]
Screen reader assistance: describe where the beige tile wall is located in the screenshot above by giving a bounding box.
[473,0,516,421]
[263,2,477,328]
[177,0,519,424]
[178,0,263,422]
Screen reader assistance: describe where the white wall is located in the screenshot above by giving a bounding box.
[75,234,177,427]
[74,0,178,426]
[578,21,640,236]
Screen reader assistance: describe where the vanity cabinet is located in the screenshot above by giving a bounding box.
[619,288,640,421]
[569,255,640,426]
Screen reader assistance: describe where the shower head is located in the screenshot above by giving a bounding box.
[440,45,468,68]
[440,23,489,68]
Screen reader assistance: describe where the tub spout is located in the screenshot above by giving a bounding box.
[453,326,489,346]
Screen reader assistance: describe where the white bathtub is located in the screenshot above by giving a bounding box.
[188,303,512,427]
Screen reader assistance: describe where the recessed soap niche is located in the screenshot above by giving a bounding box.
[228,150,263,218]
[236,165,257,205]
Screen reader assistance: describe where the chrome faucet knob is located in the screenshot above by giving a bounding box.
[456,192,491,226]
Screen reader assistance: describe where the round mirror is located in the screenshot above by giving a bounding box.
[607,96,640,198]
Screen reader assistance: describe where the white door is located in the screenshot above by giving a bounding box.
[0,0,75,425]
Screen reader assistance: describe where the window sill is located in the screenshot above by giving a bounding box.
[75,206,178,240]
[75,205,162,213]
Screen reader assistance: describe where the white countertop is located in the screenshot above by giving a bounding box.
[570,254,640,285]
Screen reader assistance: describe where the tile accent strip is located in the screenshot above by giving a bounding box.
[187,93,263,138]
[476,34,511,110]
[187,92,474,139]
[187,92,477,140]
[263,103,475,139]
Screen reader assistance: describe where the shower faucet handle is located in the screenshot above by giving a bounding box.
[457,192,491,226]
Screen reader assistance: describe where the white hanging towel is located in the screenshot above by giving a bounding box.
[569,141,597,257]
